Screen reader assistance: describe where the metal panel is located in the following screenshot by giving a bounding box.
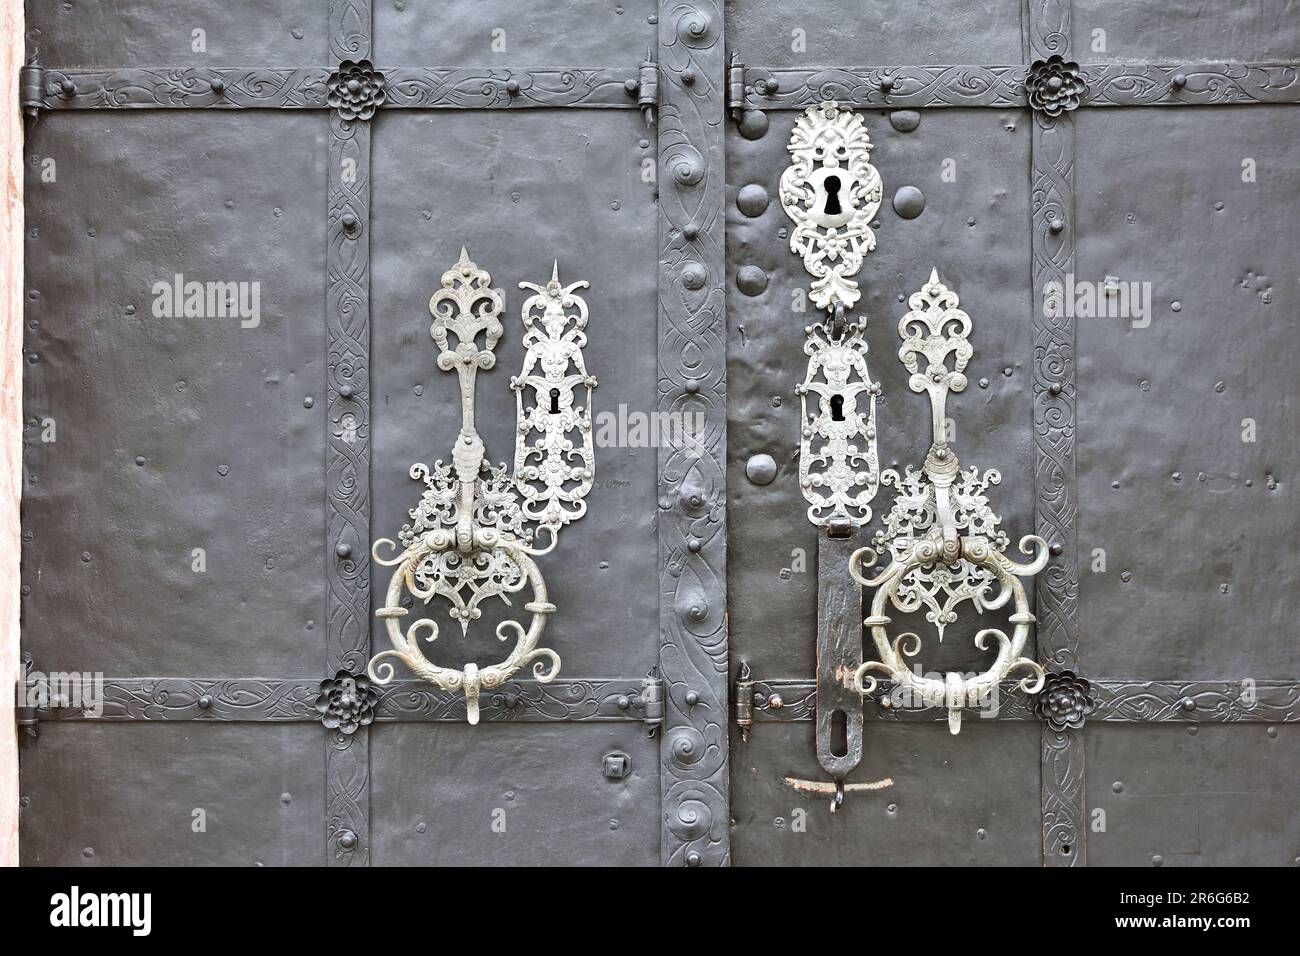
[19,723,325,866]
[1070,0,1300,63]
[1084,724,1300,866]
[1075,105,1300,681]
[21,112,327,676]
[731,722,1043,865]
[369,723,659,865]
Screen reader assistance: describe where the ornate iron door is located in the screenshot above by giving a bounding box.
[16,0,1300,867]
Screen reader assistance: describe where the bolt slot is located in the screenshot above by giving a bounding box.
[548,387,561,414]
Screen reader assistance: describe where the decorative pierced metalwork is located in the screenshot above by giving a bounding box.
[779,101,882,312]
[796,316,880,527]
[512,263,598,529]
[1026,55,1086,117]
[327,58,387,120]
[368,251,596,724]
[1036,671,1096,731]
[851,271,1047,734]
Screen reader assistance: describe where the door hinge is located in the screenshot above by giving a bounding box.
[727,52,746,119]
[627,49,657,127]
[640,668,663,736]
[734,661,754,741]
[19,57,45,120]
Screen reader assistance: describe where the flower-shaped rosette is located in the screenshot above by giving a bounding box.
[1035,670,1095,731]
[317,670,378,734]
[327,59,387,121]
[1026,55,1086,117]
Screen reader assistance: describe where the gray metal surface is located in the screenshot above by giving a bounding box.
[18,0,1300,867]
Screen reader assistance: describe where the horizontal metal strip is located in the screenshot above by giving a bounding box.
[744,61,1300,110]
[21,677,658,723]
[34,67,640,110]
[745,678,1299,723]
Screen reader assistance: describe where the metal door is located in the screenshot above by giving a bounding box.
[18,0,728,867]
[724,0,1298,865]
[16,0,1300,868]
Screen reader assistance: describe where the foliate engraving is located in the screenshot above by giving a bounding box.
[779,101,882,311]
[327,58,387,121]
[796,318,880,526]
[512,264,598,530]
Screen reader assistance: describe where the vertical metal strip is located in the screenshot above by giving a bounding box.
[656,1,729,866]
[815,531,864,782]
[325,0,373,867]
[1028,0,1085,866]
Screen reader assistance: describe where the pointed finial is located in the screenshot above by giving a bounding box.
[551,260,560,284]
[458,246,472,266]
[928,267,940,285]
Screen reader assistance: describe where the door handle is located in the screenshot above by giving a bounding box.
[849,270,1046,733]
[368,251,597,724]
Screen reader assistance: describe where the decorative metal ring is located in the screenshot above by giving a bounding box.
[369,531,559,724]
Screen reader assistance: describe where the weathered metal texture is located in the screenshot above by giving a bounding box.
[656,0,729,867]
[814,532,863,782]
[325,0,374,868]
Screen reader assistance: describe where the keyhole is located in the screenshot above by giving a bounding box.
[823,175,843,216]
[830,709,848,758]
[548,388,561,414]
[830,393,845,422]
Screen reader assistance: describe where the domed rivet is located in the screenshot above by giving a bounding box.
[736,184,769,218]
[892,185,925,220]
[60,79,76,97]
[624,78,639,96]
[745,453,777,486]
[1112,781,1124,793]
[736,265,768,296]
[1049,216,1065,233]
[683,223,699,240]
[1151,854,1163,866]
[303,397,314,408]
[211,79,225,96]
[976,828,987,840]
[1180,696,1196,712]
[505,80,520,95]
[767,694,783,709]
[280,792,292,805]
[1049,382,1063,396]
[681,263,707,291]
[738,109,769,140]
[1267,726,1279,738]
[1049,542,1063,556]
[688,605,705,621]
[687,537,702,553]
[681,69,696,86]
[335,542,352,559]
[503,693,518,709]
[889,109,921,132]
[688,494,702,508]
[198,695,213,709]
[685,379,700,394]
[338,830,357,850]
[1171,73,1187,89]
[685,691,699,706]
[686,851,702,866]
[81,552,92,563]
[617,695,631,710]
[339,384,354,399]
[879,74,895,92]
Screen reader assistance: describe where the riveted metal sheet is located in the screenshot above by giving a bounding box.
[726,108,1035,678]
[727,0,1024,68]
[25,0,330,69]
[1084,724,1300,866]
[1070,0,1300,63]
[731,721,1043,865]
[373,0,656,68]
[1076,106,1300,680]
[368,723,658,865]
[368,109,659,676]
[19,723,326,865]
[21,112,328,676]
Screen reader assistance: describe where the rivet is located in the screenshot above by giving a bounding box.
[1180,696,1196,711]
[217,464,229,476]
[736,265,769,297]
[1112,481,1121,490]
[339,384,354,399]
[1171,472,1182,482]
[211,78,225,96]
[878,74,895,92]
[889,109,921,132]
[125,304,136,315]
[1214,381,1225,393]
[681,69,696,86]
[609,819,620,830]
[685,691,699,706]
[1003,367,1013,377]
[767,694,783,709]
[280,792,292,805]
[198,695,213,709]
[686,851,702,866]
[1139,380,1150,391]
[1112,781,1124,793]
[892,185,926,220]
[1048,382,1063,396]
[1120,570,1132,582]
[1049,542,1063,556]
[60,79,76,97]
[341,212,357,231]
[505,79,520,95]
[335,542,352,559]
[685,379,699,394]
[688,605,705,621]
[503,693,518,709]
[617,695,631,710]
[416,822,427,833]
[80,551,92,563]
[886,803,898,814]
[976,828,987,840]
[736,184,769,218]
[978,378,989,389]
[738,109,769,140]
[1151,854,1163,867]
[687,537,702,553]
[1049,216,1065,233]
[683,223,699,240]
[303,397,314,408]
[1219,583,1229,594]
[82,847,94,859]
[745,453,778,486]
[770,396,782,408]
[135,455,146,466]
[338,830,357,850]
[1171,73,1187,89]
[624,78,639,95]
[681,262,707,291]
[1171,300,1182,312]
[1267,726,1279,738]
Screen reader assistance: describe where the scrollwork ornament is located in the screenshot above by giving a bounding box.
[317,670,378,735]
[779,101,882,311]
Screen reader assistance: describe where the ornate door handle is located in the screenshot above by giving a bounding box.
[849,271,1046,733]
[368,251,596,723]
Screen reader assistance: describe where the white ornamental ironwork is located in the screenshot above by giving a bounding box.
[369,250,597,724]
[850,270,1046,733]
